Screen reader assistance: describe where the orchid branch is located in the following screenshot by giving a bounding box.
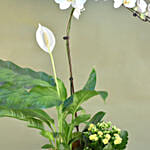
[63,8,79,132]
[123,6,150,22]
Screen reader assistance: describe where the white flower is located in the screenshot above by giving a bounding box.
[136,0,147,13]
[36,24,55,53]
[147,4,150,17]
[54,0,87,19]
[114,0,136,8]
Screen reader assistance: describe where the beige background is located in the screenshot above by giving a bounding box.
[0,0,150,149]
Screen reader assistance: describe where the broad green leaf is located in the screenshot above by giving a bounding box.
[63,95,73,112]
[0,108,44,130]
[73,114,91,126]
[27,118,44,130]
[62,120,70,142]
[0,59,55,88]
[40,130,55,140]
[23,109,54,127]
[83,111,105,131]
[29,109,54,123]
[88,111,105,125]
[64,90,108,114]
[0,107,54,127]
[57,79,67,101]
[83,69,96,90]
[0,86,62,109]
[41,144,55,149]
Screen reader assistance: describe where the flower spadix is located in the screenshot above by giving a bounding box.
[36,24,55,53]
[114,0,136,8]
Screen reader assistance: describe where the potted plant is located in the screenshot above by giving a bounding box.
[1,0,149,149]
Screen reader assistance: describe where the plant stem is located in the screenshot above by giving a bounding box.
[123,6,150,22]
[48,52,63,144]
[49,52,60,97]
[63,8,79,132]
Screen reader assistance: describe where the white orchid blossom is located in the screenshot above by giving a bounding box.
[54,0,87,19]
[147,4,150,17]
[114,0,137,8]
[136,0,147,13]
[36,24,55,53]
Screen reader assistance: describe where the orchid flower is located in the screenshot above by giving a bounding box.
[54,0,87,19]
[36,24,55,53]
[147,4,150,17]
[136,0,147,13]
[114,0,137,8]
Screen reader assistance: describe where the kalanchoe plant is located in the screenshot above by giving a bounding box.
[82,121,128,150]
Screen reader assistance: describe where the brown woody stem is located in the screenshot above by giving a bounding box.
[63,8,79,132]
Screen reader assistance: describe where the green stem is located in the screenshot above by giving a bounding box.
[67,113,75,144]
[48,52,60,97]
[66,8,75,37]
[48,52,63,145]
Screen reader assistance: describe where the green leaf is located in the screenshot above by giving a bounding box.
[30,86,62,108]
[57,79,67,101]
[0,86,62,109]
[30,109,54,123]
[63,95,73,112]
[83,111,105,131]
[0,59,55,88]
[27,118,44,130]
[76,106,85,113]
[73,114,91,126]
[103,143,113,150]
[64,90,108,114]
[99,91,108,101]
[88,111,105,125]
[41,144,55,149]
[40,130,55,139]
[62,120,70,142]
[0,107,44,130]
[83,69,96,90]
[116,130,128,150]
[23,109,54,127]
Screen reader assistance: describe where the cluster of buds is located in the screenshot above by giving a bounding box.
[114,0,150,22]
[83,121,123,148]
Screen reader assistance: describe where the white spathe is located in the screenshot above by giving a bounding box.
[36,24,56,53]
[114,0,137,8]
[137,0,147,13]
[54,0,87,19]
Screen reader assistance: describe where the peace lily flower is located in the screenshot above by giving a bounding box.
[36,24,60,98]
[54,0,87,19]
[36,24,55,53]
[114,0,137,8]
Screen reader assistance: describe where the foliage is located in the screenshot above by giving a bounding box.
[0,60,109,149]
